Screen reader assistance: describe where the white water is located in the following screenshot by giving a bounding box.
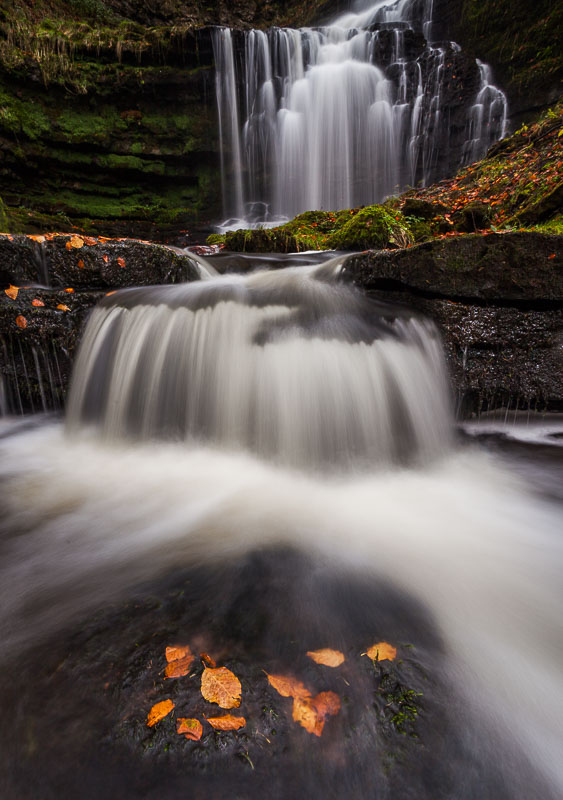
[66,260,452,470]
[0,423,561,795]
[213,0,508,222]
[0,260,560,796]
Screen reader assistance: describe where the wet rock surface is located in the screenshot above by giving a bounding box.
[0,547,545,800]
[0,234,200,412]
[343,232,563,412]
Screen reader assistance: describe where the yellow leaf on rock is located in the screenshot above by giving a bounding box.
[177,717,203,741]
[146,698,175,727]
[201,666,241,709]
[205,714,246,731]
[165,644,194,678]
[306,648,345,667]
[65,235,84,250]
[56,304,70,311]
[366,642,397,662]
[266,673,311,700]
[5,285,19,300]
[29,234,45,243]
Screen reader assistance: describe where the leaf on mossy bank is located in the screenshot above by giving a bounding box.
[147,698,175,727]
[201,666,241,709]
[366,642,397,662]
[306,648,345,667]
[205,714,246,731]
[177,717,203,741]
[5,285,19,300]
[266,673,311,700]
[292,691,341,737]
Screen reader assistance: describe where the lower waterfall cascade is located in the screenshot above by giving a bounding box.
[213,0,508,224]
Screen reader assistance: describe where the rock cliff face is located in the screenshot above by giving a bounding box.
[433,0,562,124]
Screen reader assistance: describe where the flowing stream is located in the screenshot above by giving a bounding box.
[213,0,508,225]
[0,255,561,798]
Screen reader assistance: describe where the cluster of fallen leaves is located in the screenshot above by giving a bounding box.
[146,640,397,742]
[4,284,74,329]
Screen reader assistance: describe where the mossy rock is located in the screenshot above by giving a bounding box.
[400,198,448,220]
[329,205,412,251]
[452,201,492,232]
[224,227,300,253]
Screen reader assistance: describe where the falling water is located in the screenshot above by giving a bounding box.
[463,59,509,164]
[66,259,452,470]
[213,0,509,224]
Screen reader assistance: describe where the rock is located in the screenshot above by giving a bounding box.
[0,235,201,412]
[342,232,562,302]
[342,232,563,412]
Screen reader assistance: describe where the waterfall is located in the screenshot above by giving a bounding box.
[66,259,452,470]
[213,0,508,224]
[463,59,509,164]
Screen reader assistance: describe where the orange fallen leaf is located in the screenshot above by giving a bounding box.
[548,253,556,259]
[64,287,74,293]
[28,234,45,243]
[200,652,217,668]
[165,644,194,678]
[65,235,84,250]
[117,257,126,268]
[176,717,203,741]
[266,673,311,700]
[366,642,397,662]
[166,645,192,663]
[205,714,246,731]
[201,666,241,709]
[105,290,117,296]
[32,299,45,307]
[15,315,27,329]
[78,259,85,269]
[56,304,70,311]
[306,648,345,668]
[5,285,18,300]
[292,691,341,737]
[82,236,97,246]
[147,698,175,727]
[102,254,109,263]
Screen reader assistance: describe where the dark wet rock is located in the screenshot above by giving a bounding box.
[0,235,201,412]
[452,201,492,233]
[0,547,542,800]
[343,232,563,413]
[343,232,562,302]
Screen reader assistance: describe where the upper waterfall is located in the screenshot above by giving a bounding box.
[213,0,508,224]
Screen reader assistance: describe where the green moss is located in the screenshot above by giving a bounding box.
[0,84,51,140]
[56,107,125,143]
[330,206,413,250]
[206,233,225,246]
[0,195,9,231]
